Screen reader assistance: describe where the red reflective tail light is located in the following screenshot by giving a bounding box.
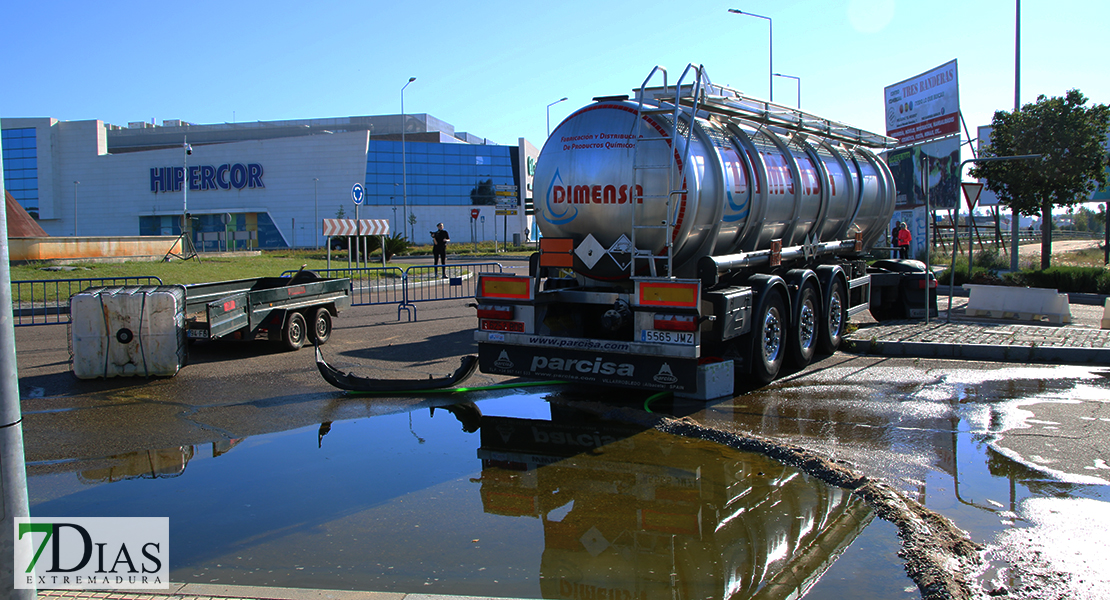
[477,305,513,320]
[653,314,697,331]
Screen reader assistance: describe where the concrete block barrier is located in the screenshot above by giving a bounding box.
[963,283,1071,324]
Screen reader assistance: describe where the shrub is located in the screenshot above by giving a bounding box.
[1004,266,1110,294]
[334,234,412,261]
[367,234,412,260]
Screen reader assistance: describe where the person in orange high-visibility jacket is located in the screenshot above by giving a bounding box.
[896,222,912,259]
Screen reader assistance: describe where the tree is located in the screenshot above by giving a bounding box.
[470,179,497,205]
[970,90,1110,269]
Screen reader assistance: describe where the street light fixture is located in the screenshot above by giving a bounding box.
[401,76,416,241]
[547,97,567,137]
[773,73,800,108]
[728,9,773,102]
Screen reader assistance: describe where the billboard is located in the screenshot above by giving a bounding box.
[885,59,960,146]
[885,135,961,209]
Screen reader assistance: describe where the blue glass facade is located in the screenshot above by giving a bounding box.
[2,127,39,218]
[364,140,516,207]
[139,212,283,250]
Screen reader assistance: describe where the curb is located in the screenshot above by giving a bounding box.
[843,338,1110,365]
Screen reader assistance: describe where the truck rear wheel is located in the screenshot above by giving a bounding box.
[818,277,848,354]
[308,308,332,345]
[283,311,307,351]
[751,290,785,385]
[787,283,819,368]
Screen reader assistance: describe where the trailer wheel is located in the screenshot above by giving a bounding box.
[751,290,785,385]
[283,311,307,351]
[818,277,848,354]
[787,282,819,368]
[308,308,332,345]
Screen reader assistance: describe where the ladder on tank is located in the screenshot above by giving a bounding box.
[625,64,898,280]
[628,64,708,279]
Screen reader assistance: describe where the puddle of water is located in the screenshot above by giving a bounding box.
[688,364,1110,597]
[26,393,915,599]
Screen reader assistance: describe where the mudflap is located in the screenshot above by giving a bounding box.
[478,343,699,393]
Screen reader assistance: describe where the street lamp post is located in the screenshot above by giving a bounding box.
[72,181,79,236]
[773,73,800,108]
[313,177,319,248]
[728,9,772,102]
[1010,0,1023,271]
[401,76,416,241]
[182,137,192,235]
[547,97,567,137]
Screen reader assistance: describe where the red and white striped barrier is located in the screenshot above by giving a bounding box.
[322,219,390,236]
[322,219,358,236]
[359,219,390,236]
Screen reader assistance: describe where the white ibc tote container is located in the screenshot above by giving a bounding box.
[70,285,188,379]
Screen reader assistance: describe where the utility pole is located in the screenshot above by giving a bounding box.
[0,143,36,599]
[1010,0,1022,271]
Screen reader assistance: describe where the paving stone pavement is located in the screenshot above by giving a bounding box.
[844,293,1110,364]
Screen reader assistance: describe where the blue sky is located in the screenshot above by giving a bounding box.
[3,0,1107,155]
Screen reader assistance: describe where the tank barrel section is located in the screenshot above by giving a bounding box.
[697,239,859,287]
[534,63,896,282]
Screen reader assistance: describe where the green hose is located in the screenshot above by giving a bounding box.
[643,391,672,412]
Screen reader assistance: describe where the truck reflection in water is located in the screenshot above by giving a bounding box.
[474,409,873,600]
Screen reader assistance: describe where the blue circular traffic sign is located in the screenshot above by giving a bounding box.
[352,182,364,205]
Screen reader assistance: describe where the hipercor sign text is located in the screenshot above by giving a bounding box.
[149,163,265,193]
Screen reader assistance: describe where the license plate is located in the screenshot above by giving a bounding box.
[640,329,695,345]
[186,329,209,339]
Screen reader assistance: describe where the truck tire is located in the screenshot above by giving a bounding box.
[751,290,785,385]
[787,282,819,368]
[283,311,307,351]
[818,277,848,354]
[308,307,332,345]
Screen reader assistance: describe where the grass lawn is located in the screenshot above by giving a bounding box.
[9,245,535,303]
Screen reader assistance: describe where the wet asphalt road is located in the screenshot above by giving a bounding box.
[14,298,1110,599]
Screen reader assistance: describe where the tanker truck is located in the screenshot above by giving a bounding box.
[473,64,935,398]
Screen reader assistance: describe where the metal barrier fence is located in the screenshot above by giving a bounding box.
[282,262,507,321]
[11,276,164,327]
[398,262,506,321]
[15,262,510,327]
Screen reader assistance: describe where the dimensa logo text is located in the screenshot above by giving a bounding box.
[14,517,169,590]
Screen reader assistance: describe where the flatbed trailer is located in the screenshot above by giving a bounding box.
[183,272,352,350]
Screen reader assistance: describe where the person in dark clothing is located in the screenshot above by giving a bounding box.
[432,222,450,277]
[891,222,904,258]
[895,222,912,259]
